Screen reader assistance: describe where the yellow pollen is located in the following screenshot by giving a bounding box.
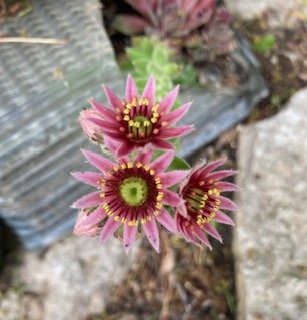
[155,177,161,183]
[151,118,157,123]
[123,115,130,121]
[156,202,162,209]
[152,112,159,118]
[136,162,143,168]
[141,218,146,224]
[144,164,150,171]
[150,169,155,176]
[147,216,152,221]
[128,120,134,126]
[113,166,119,172]
[100,192,105,198]
[131,97,137,106]
[121,163,127,169]
[114,216,120,221]
[144,120,150,127]
[153,210,159,216]
[156,184,162,189]
[124,108,130,114]
[121,217,127,224]
[128,220,134,227]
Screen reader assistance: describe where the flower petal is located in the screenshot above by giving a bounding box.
[135,148,154,165]
[159,85,179,113]
[87,117,118,130]
[155,208,176,233]
[141,75,155,108]
[193,226,212,250]
[162,189,182,206]
[71,171,102,187]
[76,207,107,228]
[151,139,174,150]
[151,150,174,173]
[102,85,123,110]
[81,149,115,173]
[158,126,194,139]
[219,196,238,211]
[126,74,139,101]
[116,142,135,157]
[160,170,190,187]
[104,136,119,155]
[123,223,138,254]
[199,159,226,176]
[161,102,192,125]
[99,218,121,243]
[214,211,235,226]
[143,218,160,252]
[202,224,222,242]
[89,99,116,120]
[206,170,237,181]
[177,200,188,218]
[72,192,102,208]
[215,181,239,192]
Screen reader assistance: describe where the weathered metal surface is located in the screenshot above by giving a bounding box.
[0,0,123,249]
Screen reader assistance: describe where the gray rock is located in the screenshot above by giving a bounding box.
[225,0,306,26]
[234,88,307,320]
[0,236,138,320]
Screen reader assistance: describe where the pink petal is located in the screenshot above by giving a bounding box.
[104,136,118,155]
[141,75,155,108]
[214,211,235,226]
[182,224,201,246]
[87,117,118,130]
[113,14,148,35]
[126,74,139,101]
[89,99,116,120]
[200,159,226,176]
[160,170,190,187]
[203,224,222,242]
[193,226,212,250]
[125,0,153,16]
[151,139,174,150]
[99,218,121,243]
[162,189,182,206]
[219,196,238,211]
[159,85,179,113]
[159,126,194,139]
[215,181,239,192]
[206,170,237,181]
[71,171,102,187]
[81,149,115,173]
[72,192,102,208]
[102,85,123,110]
[135,148,154,165]
[151,150,174,173]
[116,142,135,157]
[161,102,192,125]
[177,201,188,218]
[123,223,138,254]
[76,207,107,228]
[143,218,160,253]
[155,208,176,233]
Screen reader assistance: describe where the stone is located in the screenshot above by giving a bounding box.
[225,0,307,26]
[234,88,307,320]
[0,235,138,320]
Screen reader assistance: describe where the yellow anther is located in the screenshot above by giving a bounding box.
[144,98,149,105]
[136,162,143,168]
[113,166,119,172]
[124,108,130,114]
[144,120,150,127]
[150,118,157,123]
[155,177,161,183]
[121,217,127,224]
[134,121,140,128]
[103,203,109,209]
[131,97,137,106]
[152,112,159,118]
[156,184,162,189]
[114,216,120,221]
[127,162,133,169]
[128,120,134,126]
[141,218,146,224]
[153,210,159,216]
[156,202,162,209]
[123,115,130,121]
[147,216,152,221]
[100,192,105,198]
[144,164,150,171]
[128,220,134,226]
[121,163,127,169]
[208,189,213,195]
[150,169,155,176]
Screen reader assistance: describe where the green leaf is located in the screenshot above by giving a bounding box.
[168,156,191,171]
[253,34,276,53]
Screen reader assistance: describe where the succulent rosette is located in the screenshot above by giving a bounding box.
[80,75,193,156]
[72,149,189,253]
[175,159,238,249]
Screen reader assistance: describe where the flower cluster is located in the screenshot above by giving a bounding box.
[72,75,237,252]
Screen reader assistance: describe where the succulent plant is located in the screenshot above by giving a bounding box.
[113,0,234,61]
[125,36,180,100]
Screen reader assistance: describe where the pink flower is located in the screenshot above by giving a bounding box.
[72,149,189,253]
[79,109,104,144]
[175,159,238,249]
[84,75,193,156]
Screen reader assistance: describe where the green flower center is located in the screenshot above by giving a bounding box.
[119,177,148,207]
[130,115,153,139]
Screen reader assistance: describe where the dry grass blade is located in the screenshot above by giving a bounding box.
[0,37,66,45]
